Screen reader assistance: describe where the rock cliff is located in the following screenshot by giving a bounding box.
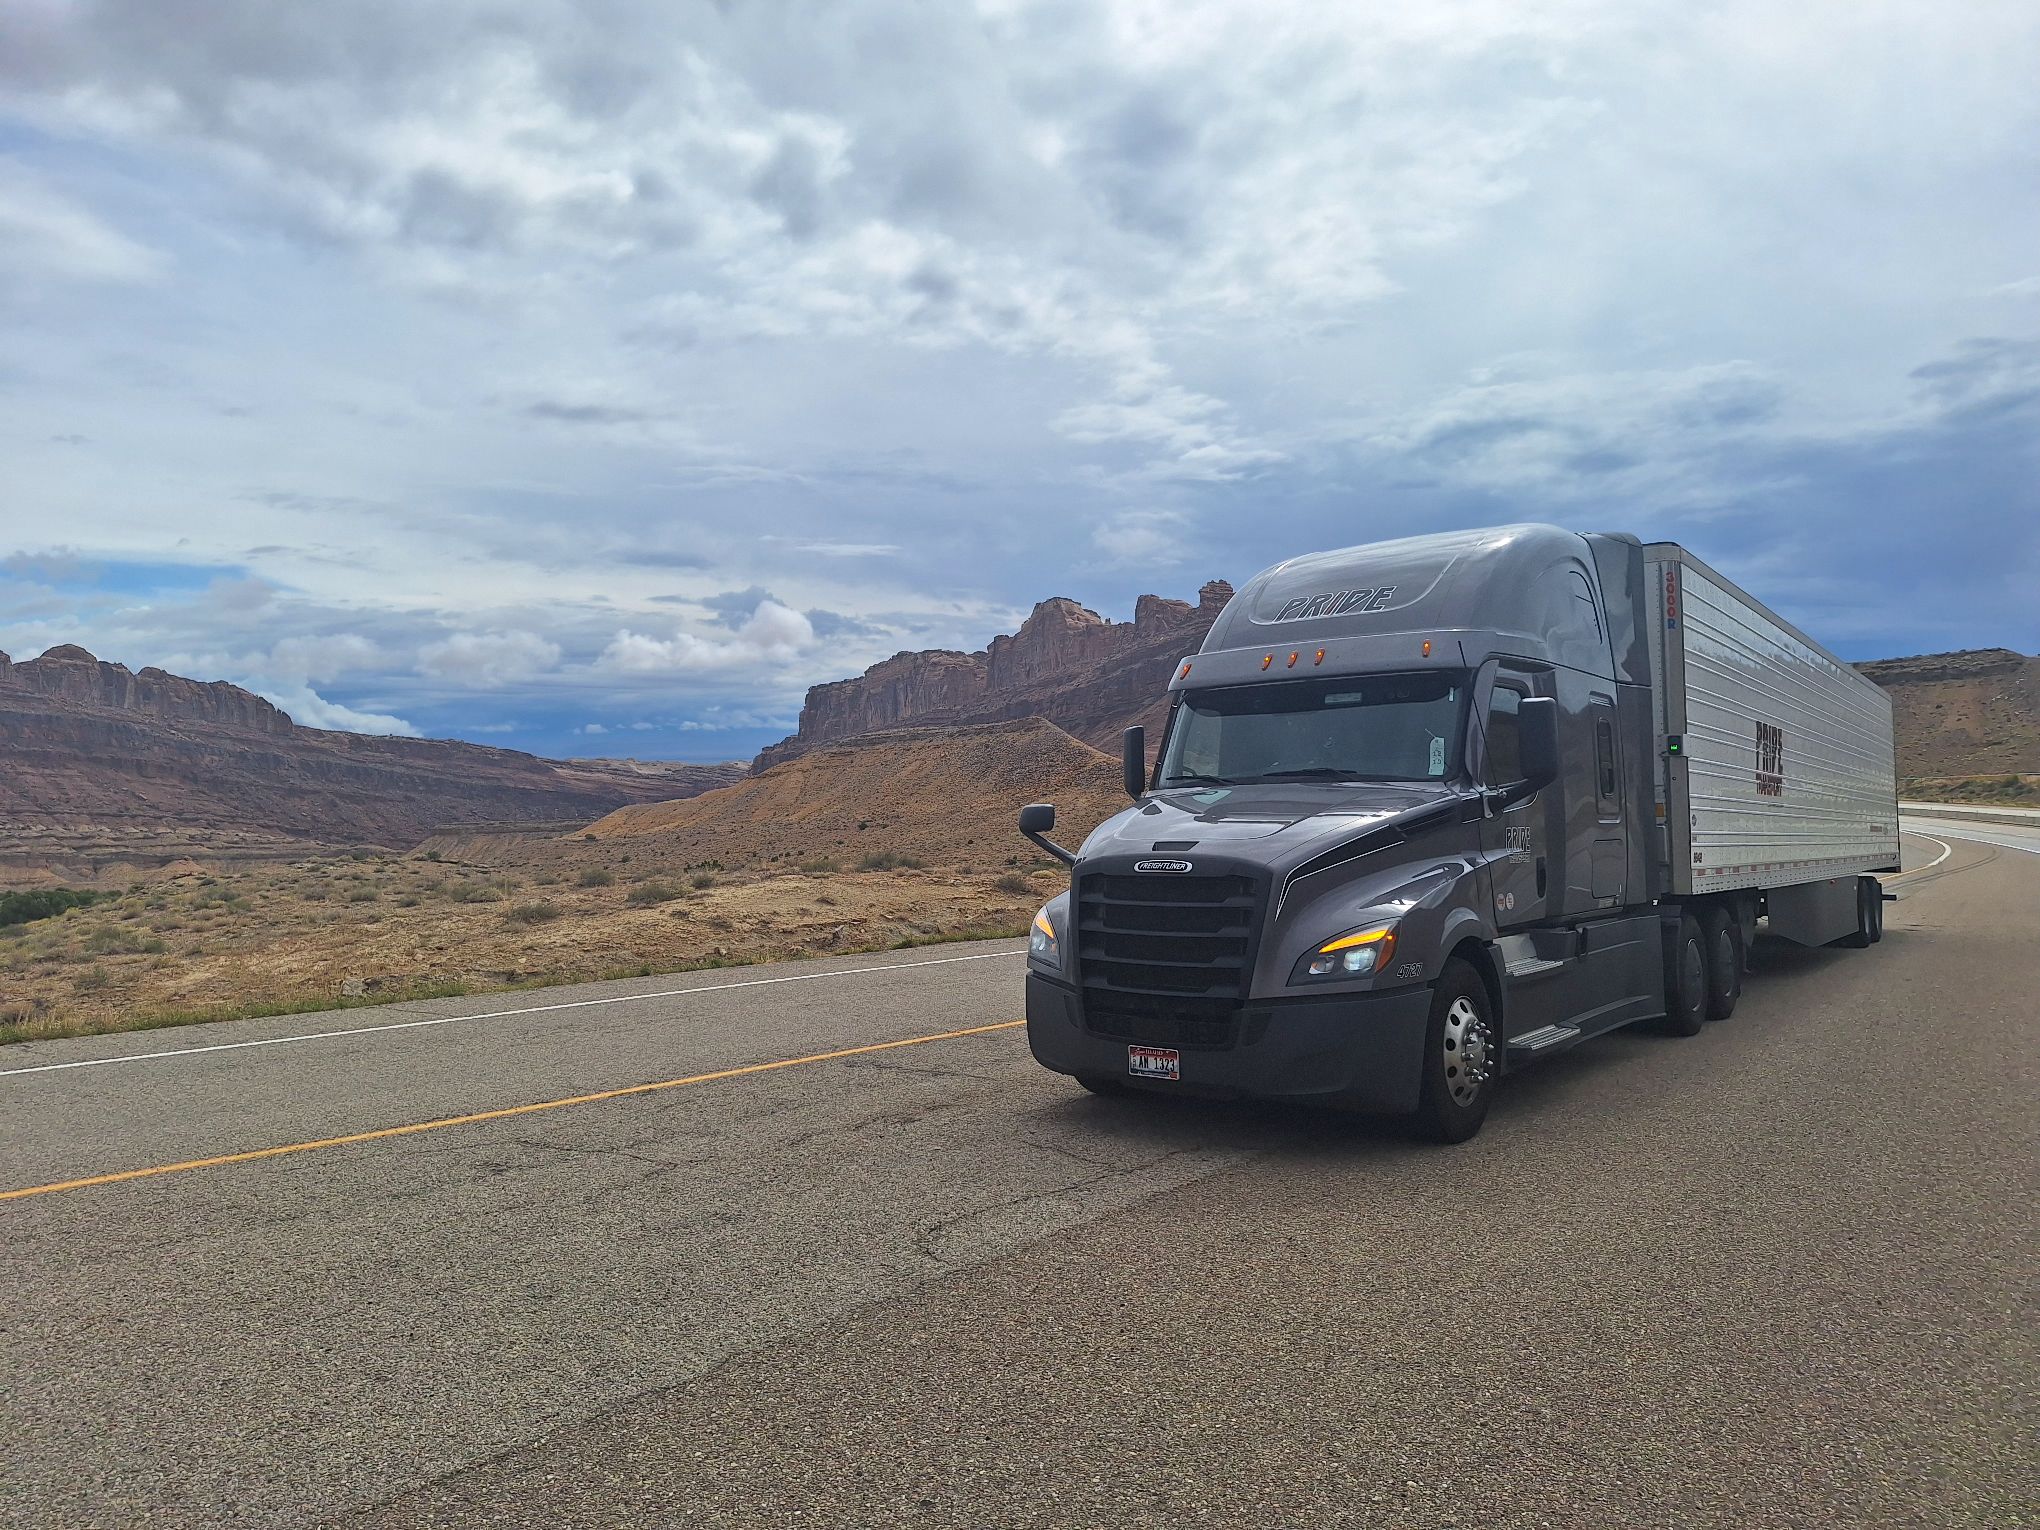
[755,580,1233,770]
[0,646,745,871]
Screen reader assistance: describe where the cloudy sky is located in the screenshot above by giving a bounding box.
[2,0,2035,760]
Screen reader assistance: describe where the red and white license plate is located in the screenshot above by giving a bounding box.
[1127,1045,1181,1081]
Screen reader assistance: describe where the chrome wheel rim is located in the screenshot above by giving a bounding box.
[1441,995,1491,1107]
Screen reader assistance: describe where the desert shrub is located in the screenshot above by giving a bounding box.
[137,936,168,954]
[577,868,614,888]
[856,851,924,872]
[798,857,839,875]
[994,872,1034,895]
[504,901,564,925]
[74,964,113,992]
[395,894,422,908]
[83,927,149,955]
[0,889,106,928]
[422,849,443,862]
[346,887,378,904]
[628,881,682,906]
[689,873,719,890]
[450,882,505,904]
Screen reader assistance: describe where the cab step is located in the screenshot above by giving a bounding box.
[1505,1024,1583,1064]
[1503,956,1570,983]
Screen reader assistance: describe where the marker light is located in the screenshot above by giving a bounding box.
[1261,654,1274,670]
[1286,651,1299,668]
[1178,663,1192,680]
[1422,640,1432,657]
[1314,648,1326,665]
[1301,924,1398,979]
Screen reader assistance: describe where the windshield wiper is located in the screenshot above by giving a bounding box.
[1159,772,1243,788]
[1248,768,1368,782]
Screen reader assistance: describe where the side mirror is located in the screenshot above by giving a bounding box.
[1517,697,1559,794]
[1018,802,1076,866]
[1121,726,1146,801]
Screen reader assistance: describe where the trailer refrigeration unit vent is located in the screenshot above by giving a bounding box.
[1075,871,1258,1049]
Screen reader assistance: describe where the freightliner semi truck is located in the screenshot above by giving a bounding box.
[1018,524,1899,1142]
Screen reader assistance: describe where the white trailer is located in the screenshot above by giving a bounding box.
[1645,544,1899,942]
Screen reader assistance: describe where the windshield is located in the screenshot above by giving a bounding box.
[1157,671,1468,787]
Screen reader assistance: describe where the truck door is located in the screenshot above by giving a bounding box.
[1476,667,1548,929]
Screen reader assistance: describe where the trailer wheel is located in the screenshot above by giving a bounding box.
[1700,907,1740,1021]
[1839,880,1876,949]
[1866,881,1885,944]
[1659,914,1707,1036]
[1411,960,1496,1144]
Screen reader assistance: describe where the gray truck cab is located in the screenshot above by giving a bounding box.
[1020,523,1676,1141]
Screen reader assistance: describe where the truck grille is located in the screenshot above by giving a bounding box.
[1075,871,1257,1049]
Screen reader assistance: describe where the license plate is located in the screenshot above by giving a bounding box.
[1127,1045,1180,1081]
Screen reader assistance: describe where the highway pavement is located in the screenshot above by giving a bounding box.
[1,822,2033,1528]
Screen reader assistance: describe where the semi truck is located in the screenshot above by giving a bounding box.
[1018,524,1898,1142]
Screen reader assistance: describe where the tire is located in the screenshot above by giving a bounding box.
[1700,906,1740,1022]
[1077,1075,1131,1097]
[1867,883,1885,944]
[1840,880,1874,948]
[1659,913,1707,1035]
[1411,960,1497,1144]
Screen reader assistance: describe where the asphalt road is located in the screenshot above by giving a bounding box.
[2,823,2033,1529]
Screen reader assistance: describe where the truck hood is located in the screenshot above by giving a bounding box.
[1081,780,1469,864]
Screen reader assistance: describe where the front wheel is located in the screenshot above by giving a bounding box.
[1410,960,1496,1144]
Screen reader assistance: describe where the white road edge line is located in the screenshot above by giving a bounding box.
[1896,832,1953,875]
[1903,820,2040,856]
[0,947,1028,1079]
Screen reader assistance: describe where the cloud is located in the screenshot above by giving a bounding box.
[266,633,383,683]
[597,600,816,674]
[1093,510,1192,565]
[0,160,161,284]
[256,684,419,738]
[418,629,562,685]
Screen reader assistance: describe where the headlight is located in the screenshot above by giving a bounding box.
[1029,903,1062,969]
[1294,923,1397,981]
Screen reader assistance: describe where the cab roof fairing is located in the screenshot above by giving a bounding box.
[1191,522,1618,684]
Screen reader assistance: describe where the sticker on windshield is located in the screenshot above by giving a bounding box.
[1428,735,1446,776]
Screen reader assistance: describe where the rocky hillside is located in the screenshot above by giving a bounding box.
[1854,648,2040,782]
[582,718,1128,870]
[0,645,744,876]
[754,581,1233,771]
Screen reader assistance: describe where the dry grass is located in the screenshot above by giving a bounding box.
[0,851,1060,1046]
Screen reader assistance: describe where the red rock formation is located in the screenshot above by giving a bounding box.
[0,647,746,869]
[755,580,1234,770]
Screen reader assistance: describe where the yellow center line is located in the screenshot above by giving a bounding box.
[2,1019,1026,1205]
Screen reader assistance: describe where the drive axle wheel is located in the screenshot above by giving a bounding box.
[1659,913,1707,1036]
[1412,960,1495,1144]
[1700,906,1740,1021]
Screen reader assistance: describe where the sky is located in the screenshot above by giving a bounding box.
[2,0,2036,763]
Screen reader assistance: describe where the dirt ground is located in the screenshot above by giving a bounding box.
[0,849,1060,1044]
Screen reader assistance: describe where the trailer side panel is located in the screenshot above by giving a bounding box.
[1647,548,1899,896]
